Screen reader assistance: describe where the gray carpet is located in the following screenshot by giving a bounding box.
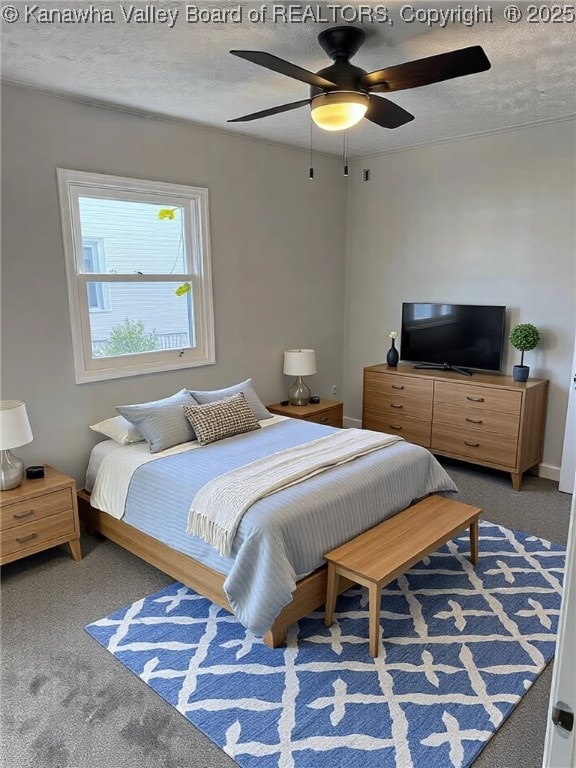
[1,460,571,768]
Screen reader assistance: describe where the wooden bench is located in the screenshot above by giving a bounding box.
[324,495,481,657]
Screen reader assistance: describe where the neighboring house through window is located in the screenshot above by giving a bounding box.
[82,239,110,312]
[57,169,215,383]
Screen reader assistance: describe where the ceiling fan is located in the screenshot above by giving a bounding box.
[228,26,491,131]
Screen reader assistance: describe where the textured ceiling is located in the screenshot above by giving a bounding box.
[2,1,575,156]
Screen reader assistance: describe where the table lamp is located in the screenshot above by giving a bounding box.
[283,349,316,406]
[0,401,33,490]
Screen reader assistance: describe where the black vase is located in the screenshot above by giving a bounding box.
[386,338,399,367]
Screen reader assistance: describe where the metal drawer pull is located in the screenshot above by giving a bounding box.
[466,396,484,402]
[389,424,403,430]
[465,418,483,424]
[319,417,328,423]
[15,533,37,544]
[390,403,404,409]
[464,440,480,447]
[13,509,34,520]
[391,384,404,390]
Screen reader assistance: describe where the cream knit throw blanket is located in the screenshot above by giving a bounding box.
[187,428,403,557]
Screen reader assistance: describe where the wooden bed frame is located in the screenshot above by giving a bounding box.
[77,489,355,648]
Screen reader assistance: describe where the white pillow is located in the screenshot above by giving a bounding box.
[89,415,145,445]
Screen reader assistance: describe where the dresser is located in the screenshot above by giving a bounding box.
[362,365,548,490]
[267,399,343,428]
[0,466,82,564]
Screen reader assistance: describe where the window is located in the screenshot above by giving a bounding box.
[57,169,215,383]
[82,240,110,312]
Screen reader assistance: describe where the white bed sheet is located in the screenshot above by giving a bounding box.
[85,414,288,502]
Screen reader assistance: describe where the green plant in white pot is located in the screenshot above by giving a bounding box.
[508,323,541,382]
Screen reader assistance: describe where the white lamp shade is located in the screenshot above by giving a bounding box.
[283,349,317,376]
[0,401,33,450]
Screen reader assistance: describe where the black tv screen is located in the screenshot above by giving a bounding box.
[400,303,506,373]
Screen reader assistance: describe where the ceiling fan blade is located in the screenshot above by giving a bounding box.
[361,46,491,93]
[230,50,338,90]
[365,96,415,129]
[228,99,310,123]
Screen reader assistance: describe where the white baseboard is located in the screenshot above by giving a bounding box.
[538,463,561,483]
[344,414,561,483]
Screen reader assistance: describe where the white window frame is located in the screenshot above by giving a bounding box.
[57,169,215,384]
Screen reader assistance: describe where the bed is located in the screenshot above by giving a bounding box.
[79,412,458,648]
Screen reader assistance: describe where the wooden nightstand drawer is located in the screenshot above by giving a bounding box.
[305,406,343,428]
[1,487,73,531]
[0,509,76,560]
[267,399,343,428]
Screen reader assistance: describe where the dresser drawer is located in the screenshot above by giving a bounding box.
[432,424,518,467]
[364,372,433,403]
[305,406,343,428]
[434,381,522,415]
[364,410,431,447]
[0,487,73,531]
[0,509,76,559]
[363,392,433,421]
[433,402,520,438]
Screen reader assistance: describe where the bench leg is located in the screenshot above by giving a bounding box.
[324,562,339,628]
[368,581,381,658]
[470,518,479,565]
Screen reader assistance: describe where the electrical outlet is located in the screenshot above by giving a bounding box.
[332,385,338,396]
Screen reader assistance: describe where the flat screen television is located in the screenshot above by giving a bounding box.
[400,303,506,375]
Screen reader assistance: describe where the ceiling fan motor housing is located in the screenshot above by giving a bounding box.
[311,27,369,99]
[318,26,366,61]
[310,61,368,98]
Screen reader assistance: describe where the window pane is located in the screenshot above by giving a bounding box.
[78,198,187,274]
[87,282,194,358]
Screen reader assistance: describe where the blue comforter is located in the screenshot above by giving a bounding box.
[122,419,458,634]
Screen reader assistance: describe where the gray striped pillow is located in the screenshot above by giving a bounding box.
[116,389,198,453]
[188,378,272,420]
[183,393,261,446]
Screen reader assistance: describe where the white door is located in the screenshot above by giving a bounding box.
[542,482,575,767]
[559,333,576,494]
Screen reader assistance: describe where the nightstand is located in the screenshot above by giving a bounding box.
[0,466,82,565]
[267,399,343,428]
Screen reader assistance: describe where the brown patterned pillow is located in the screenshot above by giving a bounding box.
[183,392,261,446]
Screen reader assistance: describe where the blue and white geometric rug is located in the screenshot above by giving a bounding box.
[86,521,565,768]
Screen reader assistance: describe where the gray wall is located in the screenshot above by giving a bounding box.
[1,84,347,484]
[2,84,574,485]
[344,119,576,475]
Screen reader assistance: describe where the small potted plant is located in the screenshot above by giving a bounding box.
[508,323,541,382]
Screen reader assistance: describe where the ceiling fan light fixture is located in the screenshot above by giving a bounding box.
[311,91,369,131]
